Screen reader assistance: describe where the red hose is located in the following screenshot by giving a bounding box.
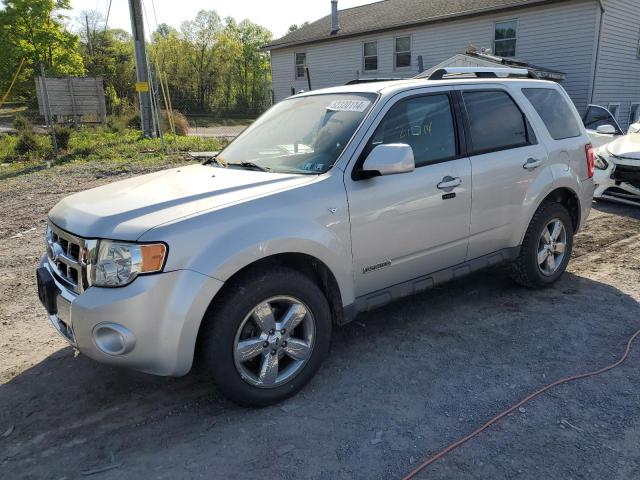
[403,327,640,480]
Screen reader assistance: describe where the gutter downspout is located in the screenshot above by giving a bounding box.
[589,0,605,105]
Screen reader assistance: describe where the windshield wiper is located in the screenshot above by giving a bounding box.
[227,161,270,172]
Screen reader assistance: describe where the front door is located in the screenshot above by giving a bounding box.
[345,90,472,297]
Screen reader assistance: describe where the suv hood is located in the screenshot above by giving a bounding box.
[49,164,316,240]
[606,133,640,161]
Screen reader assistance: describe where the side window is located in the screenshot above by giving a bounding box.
[363,41,378,71]
[395,36,411,69]
[582,105,622,134]
[295,52,306,79]
[462,90,530,154]
[364,94,457,167]
[494,20,517,57]
[607,103,620,121]
[523,88,581,140]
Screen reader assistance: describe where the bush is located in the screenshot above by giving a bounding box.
[54,126,72,150]
[163,110,190,136]
[13,114,32,132]
[127,113,141,130]
[15,131,38,155]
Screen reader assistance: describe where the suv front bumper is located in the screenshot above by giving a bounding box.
[38,257,223,376]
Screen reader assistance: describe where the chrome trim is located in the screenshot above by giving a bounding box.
[46,222,98,294]
[42,260,78,346]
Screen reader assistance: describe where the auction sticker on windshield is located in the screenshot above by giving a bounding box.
[327,100,371,112]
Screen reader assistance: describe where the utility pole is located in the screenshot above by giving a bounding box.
[85,15,93,56]
[128,0,153,137]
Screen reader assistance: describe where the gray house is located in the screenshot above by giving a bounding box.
[265,0,640,130]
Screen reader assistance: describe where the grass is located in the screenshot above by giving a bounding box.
[0,126,225,179]
[0,104,28,120]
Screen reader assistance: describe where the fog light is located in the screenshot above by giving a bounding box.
[93,323,136,355]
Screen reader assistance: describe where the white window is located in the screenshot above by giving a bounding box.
[607,103,620,121]
[363,41,378,72]
[630,103,640,125]
[494,20,517,57]
[395,36,411,69]
[295,52,306,79]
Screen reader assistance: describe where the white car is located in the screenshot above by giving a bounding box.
[583,104,626,148]
[594,131,640,206]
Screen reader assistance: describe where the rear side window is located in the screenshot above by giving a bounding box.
[462,90,530,154]
[364,94,457,167]
[523,88,581,140]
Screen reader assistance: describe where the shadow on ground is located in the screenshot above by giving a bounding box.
[2,268,640,479]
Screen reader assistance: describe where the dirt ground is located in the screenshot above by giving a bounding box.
[1,163,640,480]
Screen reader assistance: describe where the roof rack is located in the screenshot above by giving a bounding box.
[422,67,539,80]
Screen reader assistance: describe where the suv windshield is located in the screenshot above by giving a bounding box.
[217,93,377,174]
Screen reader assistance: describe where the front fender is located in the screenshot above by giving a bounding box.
[139,173,355,306]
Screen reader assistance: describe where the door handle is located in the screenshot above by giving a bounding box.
[437,176,462,190]
[523,158,542,171]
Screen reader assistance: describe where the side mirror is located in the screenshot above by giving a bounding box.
[359,143,415,179]
[628,123,640,134]
[596,124,617,135]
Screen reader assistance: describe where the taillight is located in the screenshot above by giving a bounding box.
[585,143,595,178]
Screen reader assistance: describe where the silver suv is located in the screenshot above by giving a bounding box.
[37,68,594,406]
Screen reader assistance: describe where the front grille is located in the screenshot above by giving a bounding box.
[46,223,87,294]
[613,164,640,190]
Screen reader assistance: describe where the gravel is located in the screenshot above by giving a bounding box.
[1,165,639,479]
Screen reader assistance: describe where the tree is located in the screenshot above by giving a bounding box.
[287,21,309,33]
[180,10,222,111]
[0,0,84,101]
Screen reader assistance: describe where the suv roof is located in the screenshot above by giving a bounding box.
[295,76,561,99]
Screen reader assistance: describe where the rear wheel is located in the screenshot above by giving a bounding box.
[510,202,574,288]
[200,267,332,407]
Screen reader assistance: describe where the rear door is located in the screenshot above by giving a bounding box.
[345,88,472,297]
[455,86,550,259]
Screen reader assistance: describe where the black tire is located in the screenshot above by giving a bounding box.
[199,266,332,407]
[510,202,574,288]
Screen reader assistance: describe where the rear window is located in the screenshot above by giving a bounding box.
[523,88,581,140]
[462,90,530,154]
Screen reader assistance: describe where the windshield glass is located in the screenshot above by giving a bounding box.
[218,93,377,174]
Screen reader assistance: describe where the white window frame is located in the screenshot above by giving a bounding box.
[294,52,306,79]
[493,19,518,58]
[394,35,412,71]
[362,40,378,73]
[629,102,640,125]
[607,103,621,121]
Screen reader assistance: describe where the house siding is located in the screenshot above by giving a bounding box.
[591,0,640,130]
[270,0,599,115]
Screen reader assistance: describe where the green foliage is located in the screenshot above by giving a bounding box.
[12,114,32,132]
[151,11,273,115]
[0,0,85,101]
[15,131,38,155]
[54,126,72,150]
[79,22,135,115]
[0,126,223,174]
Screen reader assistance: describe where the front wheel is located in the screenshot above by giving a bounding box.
[199,267,332,407]
[510,202,574,288]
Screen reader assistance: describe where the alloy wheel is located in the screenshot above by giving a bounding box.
[537,218,567,276]
[233,296,315,388]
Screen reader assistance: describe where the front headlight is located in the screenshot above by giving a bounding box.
[91,241,167,287]
[594,149,609,170]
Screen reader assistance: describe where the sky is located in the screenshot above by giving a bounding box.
[69,0,375,39]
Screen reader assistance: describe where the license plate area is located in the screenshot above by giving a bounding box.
[37,267,59,315]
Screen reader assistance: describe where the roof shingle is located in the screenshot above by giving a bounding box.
[265,0,568,50]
